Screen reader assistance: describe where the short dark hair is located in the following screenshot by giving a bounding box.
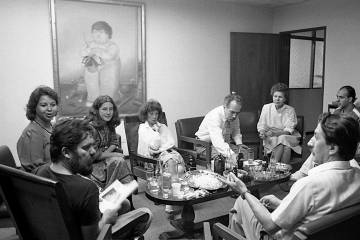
[223,92,243,107]
[26,86,59,121]
[91,21,112,38]
[270,83,289,100]
[87,95,120,128]
[50,118,92,162]
[139,99,163,122]
[319,113,360,161]
[340,85,357,103]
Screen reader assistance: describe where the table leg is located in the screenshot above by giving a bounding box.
[159,204,200,240]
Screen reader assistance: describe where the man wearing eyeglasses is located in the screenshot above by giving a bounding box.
[195,93,248,162]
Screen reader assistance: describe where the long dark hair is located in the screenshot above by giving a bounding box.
[87,95,120,128]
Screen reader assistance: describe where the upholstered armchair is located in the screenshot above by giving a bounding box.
[124,113,197,180]
[203,202,360,240]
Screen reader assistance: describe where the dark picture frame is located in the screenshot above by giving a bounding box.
[50,0,146,117]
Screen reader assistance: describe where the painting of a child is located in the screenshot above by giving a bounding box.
[81,21,121,107]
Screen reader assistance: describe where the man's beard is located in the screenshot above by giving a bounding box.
[68,156,93,176]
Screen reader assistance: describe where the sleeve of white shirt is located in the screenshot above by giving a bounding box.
[283,106,297,134]
[137,124,152,157]
[257,105,267,132]
[158,124,175,152]
[271,177,315,230]
[232,117,243,145]
[207,114,234,158]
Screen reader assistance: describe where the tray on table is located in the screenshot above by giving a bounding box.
[183,170,227,191]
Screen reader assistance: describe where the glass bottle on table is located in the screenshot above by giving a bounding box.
[269,152,277,176]
[188,155,197,171]
[161,158,178,198]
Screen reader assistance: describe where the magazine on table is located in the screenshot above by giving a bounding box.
[99,179,138,213]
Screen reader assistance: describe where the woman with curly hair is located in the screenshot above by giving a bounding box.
[138,99,185,213]
[87,95,133,188]
[17,86,59,172]
[257,83,301,163]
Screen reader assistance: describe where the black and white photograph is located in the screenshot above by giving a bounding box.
[1,0,360,239]
[50,0,145,117]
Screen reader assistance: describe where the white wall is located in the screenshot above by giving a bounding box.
[273,0,360,111]
[0,0,273,164]
[0,0,54,165]
[143,0,273,131]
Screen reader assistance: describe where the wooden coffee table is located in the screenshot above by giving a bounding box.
[145,171,290,240]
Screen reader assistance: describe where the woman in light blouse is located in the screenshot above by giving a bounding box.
[257,83,301,163]
[138,99,185,213]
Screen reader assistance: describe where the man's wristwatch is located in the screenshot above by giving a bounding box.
[241,189,251,200]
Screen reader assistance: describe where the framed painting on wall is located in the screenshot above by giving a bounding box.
[50,0,146,117]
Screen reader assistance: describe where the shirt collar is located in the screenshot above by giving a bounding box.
[145,121,160,131]
[220,106,227,122]
[340,103,355,113]
[271,102,287,112]
[308,160,351,176]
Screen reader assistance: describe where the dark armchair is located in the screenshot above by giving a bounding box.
[238,111,261,159]
[175,116,211,167]
[0,164,112,240]
[175,112,261,166]
[203,201,360,240]
[0,145,18,228]
[124,113,196,180]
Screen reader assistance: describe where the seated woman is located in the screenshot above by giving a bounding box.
[17,86,58,172]
[138,99,185,172]
[138,99,185,213]
[257,83,301,163]
[87,95,133,188]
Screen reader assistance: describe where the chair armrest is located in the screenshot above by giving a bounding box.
[296,204,360,236]
[179,136,211,147]
[97,224,112,240]
[111,210,148,234]
[203,222,212,240]
[212,223,246,240]
[128,152,158,165]
[175,148,197,158]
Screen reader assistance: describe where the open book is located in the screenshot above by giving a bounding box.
[99,179,138,213]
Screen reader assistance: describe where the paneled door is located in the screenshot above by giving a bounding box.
[230,32,282,113]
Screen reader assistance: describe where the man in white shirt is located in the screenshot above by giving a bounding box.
[291,135,360,181]
[222,113,360,240]
[195,93,247,161]
[334,85,360,122]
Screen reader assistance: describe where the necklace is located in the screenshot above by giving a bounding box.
[33,120,52,135]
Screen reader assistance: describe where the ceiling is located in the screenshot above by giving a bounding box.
[216,0,310,8]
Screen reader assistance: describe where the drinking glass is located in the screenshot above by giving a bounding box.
[148,176,160,194]
[162,172,172,198]
[146,169,154,182]
[247,148,254,164]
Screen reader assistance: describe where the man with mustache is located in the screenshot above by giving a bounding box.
[195,93,248,163]
[222,113,360,240]
[35,118,151,240]
[334,85,360,122]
